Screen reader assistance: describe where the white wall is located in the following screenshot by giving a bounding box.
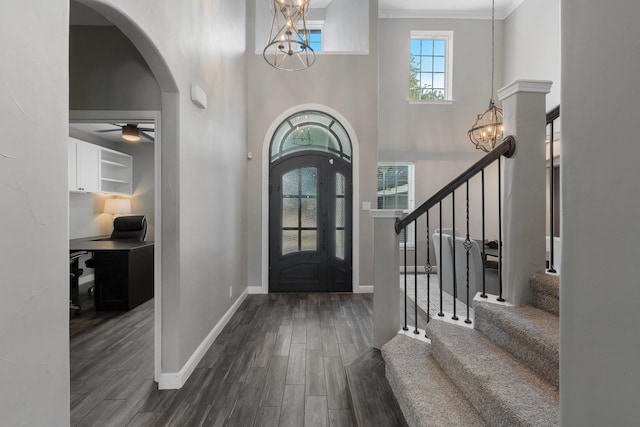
[379,17,504,266]
[561,0,640,424]
[503,0,560,108]
[246,0,378,292]
[0,0,71,425]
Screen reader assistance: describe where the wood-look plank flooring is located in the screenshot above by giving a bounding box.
[71,292,414,427]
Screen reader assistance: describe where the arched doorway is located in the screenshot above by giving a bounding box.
[269,111,353,292]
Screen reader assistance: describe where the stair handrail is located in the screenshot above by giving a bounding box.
[395,135,516,234]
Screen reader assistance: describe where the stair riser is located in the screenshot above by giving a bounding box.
[475,319,559,389]
[532,290,559,315]
[429,333,526,427]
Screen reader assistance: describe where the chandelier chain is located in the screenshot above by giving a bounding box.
[491,0,495,104]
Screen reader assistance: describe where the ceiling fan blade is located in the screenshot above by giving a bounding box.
[96,129,122,133]
[140,131,155,142]
[138,128,155,132]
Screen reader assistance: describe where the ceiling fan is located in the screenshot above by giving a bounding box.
[96,123,155,143]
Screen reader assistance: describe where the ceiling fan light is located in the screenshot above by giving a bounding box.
[122,124,140,142]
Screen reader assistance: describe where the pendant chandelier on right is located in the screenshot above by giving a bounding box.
[468,0,504,153]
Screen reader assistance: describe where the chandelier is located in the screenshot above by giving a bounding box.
[263,0,316,71]
[468,0,504,152]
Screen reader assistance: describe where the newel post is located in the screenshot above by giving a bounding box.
[497,80,553,305]
[370,209,403,349]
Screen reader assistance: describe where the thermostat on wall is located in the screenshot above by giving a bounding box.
[191,85,208,109]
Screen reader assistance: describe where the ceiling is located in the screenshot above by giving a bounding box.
[70,123,155,144]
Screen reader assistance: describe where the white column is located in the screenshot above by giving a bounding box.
[497,80,552,305]
[370,209,403,348]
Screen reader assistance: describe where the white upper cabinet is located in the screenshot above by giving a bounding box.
[69,138,100,193]
[69,138,133,195]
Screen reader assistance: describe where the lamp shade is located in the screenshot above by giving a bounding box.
[104,198,131,215]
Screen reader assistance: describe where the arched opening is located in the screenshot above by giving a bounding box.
[69,0,180,387]
[268,111,353,292]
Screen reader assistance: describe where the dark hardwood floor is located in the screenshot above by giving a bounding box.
[71,292,416,426]
[69,282,122,338]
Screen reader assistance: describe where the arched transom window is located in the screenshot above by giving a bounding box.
[270,111,352,163]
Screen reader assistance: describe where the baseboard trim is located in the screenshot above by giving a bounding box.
[354,285,373,294]
[248,285,267,295]
[157,287,248,390]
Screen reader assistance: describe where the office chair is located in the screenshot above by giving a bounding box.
[109,215,148,241]
[85,215,147,294]
[70,251,87,315]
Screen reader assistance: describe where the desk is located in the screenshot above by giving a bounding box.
[70,236,154,311]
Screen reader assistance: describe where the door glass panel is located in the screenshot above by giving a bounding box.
[335,230,345,260]
[282,198,299,228]
[301,230,316,251]
[282,230,298,255]
[335,198,344,228]
[336,173,345,196]
[301,198,317,228]
[282,170,299,196]
[335,172,346,259]
[301,167,317,196]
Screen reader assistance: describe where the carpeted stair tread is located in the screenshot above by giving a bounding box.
[381,334,484,427]
[530,272,560,315]
[474,302,559,389]
[426,320,559,426]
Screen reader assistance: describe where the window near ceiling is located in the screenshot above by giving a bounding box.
[377,163,415,246]
[409,30,454,102]
[299,22,323,52]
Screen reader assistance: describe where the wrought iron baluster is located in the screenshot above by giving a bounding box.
[403,228,409,331]
[481,169,487,298]
[438,201,444,317]
[451,191,458,321]
[414,220,419,334]
[548,118,557,273]
[425,210,431,336]
[498,157,505,302]
[464,180,472,324]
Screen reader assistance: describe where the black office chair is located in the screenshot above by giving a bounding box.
[85,215,147,295]
[110,215,148,241]
[70,251,87,315]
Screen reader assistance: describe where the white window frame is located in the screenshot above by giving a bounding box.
[301,21,323,52]
[377,162,416,247]
[409,30,454,104]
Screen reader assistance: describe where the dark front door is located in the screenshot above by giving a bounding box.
[269,153,352,292]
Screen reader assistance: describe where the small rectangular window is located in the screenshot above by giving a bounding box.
[300,22,323,52]
[410,31,453,102]
[377,163,415,246]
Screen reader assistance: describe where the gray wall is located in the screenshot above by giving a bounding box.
[254,0,369,53]
[72,0,248,376]
[1,0,249,422]
[246,0,378,292]
[379,17,504,266]
[70,25,162,110]
[0,0,70,425]
[561,0,640,423]
[503,0,560,108]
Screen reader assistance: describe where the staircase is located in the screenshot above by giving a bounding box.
[381,273,560,426]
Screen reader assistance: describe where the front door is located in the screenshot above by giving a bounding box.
[269,152,352,292]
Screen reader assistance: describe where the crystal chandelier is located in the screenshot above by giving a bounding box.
[468,0,504,152]
[263,0,316,71]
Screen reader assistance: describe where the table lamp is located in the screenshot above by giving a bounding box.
[104,198,131,217]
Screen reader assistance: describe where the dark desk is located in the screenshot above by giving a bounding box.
[70,236,154,311]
